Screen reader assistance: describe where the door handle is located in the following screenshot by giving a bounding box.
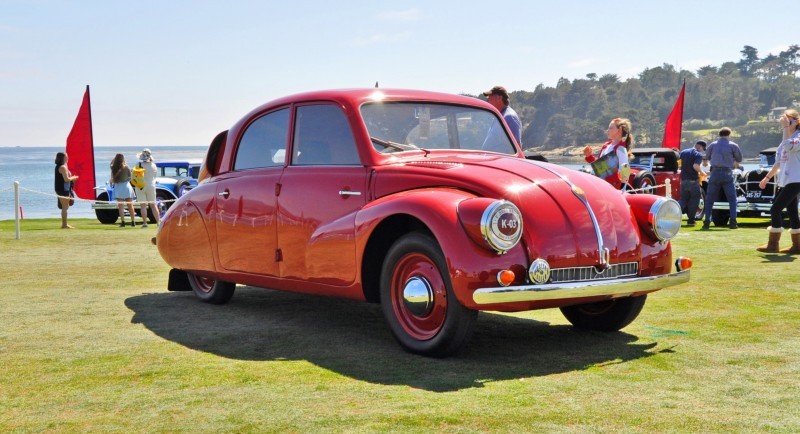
[217,190,230,198]
[338,190,362,197]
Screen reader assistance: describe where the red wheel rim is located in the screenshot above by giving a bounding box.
[191,274,215,294]
[390,253,447,340]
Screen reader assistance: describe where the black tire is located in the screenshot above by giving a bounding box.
[694,188,706,221]
[175,179,192,197]
[150,191,171,223]
[380,232,477,357]
[187,272,236,305]
[712,209,730,227]
[95,192,119,224]
[560,295,647,331]
[632,172,657,194]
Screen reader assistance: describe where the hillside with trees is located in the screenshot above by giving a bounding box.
[487,45,800,157]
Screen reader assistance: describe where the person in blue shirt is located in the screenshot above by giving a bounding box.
[483,86,522,146]
[702,127,743,229]
[678,140,706,226]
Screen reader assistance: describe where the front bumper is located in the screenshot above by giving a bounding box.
[712,200,772,213]
[472,269,690,304]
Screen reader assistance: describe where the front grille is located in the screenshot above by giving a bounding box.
[549,262,639,283]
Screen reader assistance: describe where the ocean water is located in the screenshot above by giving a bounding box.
[0,146,207,221]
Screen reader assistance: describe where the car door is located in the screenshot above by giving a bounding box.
[276,103,367,286]
[214,107,290,276]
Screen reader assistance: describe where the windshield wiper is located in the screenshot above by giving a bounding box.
[371,136,419,151]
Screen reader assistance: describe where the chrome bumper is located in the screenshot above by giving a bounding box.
[472,269,690,305]
[712,201,772,212]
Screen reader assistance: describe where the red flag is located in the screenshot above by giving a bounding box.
[66,86,96,199]
[662,80,685,149]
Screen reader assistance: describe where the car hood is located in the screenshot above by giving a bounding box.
[372,153,640,268]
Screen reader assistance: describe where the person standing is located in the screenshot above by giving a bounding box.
[134,148,160,228]
[702,127,743,229]
[678,140,706,226]
[583,118,633,189]
[110,153,136,227]
[483,86,522,145]
[54,152,79,229]
[756,109,800,253]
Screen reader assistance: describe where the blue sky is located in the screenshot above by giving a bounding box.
[0,0,789,147]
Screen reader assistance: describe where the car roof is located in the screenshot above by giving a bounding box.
[632,147,679,155]
[157,160,202,166]
[760,147,777,154]
[239,88,493,121]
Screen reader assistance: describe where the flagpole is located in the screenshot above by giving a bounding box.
[85,85,95,186]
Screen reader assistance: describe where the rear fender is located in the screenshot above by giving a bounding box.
[157,199,215,274]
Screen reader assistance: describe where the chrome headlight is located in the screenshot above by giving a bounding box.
[480,200,523,253]
[649,198,681,241]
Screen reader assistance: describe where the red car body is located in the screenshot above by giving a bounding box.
[156,89,691,356]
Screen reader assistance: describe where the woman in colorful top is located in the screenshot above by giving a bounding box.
[54,152,79,229]
[110,153,137,227]
[756,109,800,254]
[582,118,633,189]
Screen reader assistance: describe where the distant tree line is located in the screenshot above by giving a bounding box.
[475,45,800,157]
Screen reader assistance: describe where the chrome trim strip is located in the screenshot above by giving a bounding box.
[472,270,690,304]
[521,160,607,267]
[338,190,362,196]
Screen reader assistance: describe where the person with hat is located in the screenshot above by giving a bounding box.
[135,148,160,228]
[482,86,522,145]
[756,109,800,254]
[678,140,707,226]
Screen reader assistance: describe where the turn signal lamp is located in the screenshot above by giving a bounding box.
[497,270,515,287]
[675,256,693,271]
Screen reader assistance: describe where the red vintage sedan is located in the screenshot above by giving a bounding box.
[156,88,691,357]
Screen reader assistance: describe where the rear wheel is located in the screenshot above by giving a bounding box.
[632,173,656,194]
[187,273,235,304]
[95,192,118,224]
[712,209,730,227]
[560,295,647,331]
[380,232,477,357]
[694,188,706,221]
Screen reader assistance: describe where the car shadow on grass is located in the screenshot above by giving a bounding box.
[126,287,668,392]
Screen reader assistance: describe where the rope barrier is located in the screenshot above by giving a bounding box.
[15,185,178,205]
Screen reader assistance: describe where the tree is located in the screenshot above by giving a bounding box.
[738,45,759,76]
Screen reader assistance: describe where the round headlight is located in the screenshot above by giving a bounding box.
[480,200,523,253]
[650,198,682,241]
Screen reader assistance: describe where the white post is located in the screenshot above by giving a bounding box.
[665,178,672,199]
[14,181,20,239]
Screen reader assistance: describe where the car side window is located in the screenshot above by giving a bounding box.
[292,105,360,166]
[234,108,290,170]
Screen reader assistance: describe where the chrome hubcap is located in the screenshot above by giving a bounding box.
[402,276,433,317]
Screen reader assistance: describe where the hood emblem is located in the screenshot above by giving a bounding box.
[528,259,551,284]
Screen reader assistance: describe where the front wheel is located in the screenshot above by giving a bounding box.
[187,272,236,304]
[380,232,477,357]
[95,192,119,224]
[560,295,647,331]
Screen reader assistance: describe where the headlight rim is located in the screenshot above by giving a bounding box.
[480,200,523,253]
[650,197,682,241]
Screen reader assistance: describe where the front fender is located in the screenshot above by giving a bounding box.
[355,188,530,309]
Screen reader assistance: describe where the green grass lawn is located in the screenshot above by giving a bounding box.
[1,218,798,432]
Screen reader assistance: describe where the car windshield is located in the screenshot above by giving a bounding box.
[360,102,517,154]
[760,153,776,166]
[160,165,191,178]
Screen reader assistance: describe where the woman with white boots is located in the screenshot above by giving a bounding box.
[756,109,800,254]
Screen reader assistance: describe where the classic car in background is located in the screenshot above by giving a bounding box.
[155,89,691,357]
[92,160,201,224]
[615,147,706,221]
